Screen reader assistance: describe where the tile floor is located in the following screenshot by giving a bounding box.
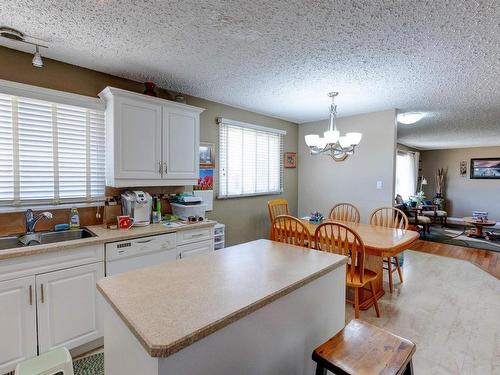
[346,250,500,375]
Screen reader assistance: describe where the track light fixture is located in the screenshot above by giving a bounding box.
[0,26,48,68]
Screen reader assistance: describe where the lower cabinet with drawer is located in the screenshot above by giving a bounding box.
[177,239,214,259]
[0,246,104,374]
[177,227,214,259]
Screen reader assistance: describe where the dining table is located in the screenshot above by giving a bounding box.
[300,219,420,309]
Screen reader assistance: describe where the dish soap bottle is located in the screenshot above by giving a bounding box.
[69,207,80,230]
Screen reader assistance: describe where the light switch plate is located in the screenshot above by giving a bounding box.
[376,181,383,190]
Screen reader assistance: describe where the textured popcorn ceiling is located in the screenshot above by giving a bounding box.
[1,0,500,149]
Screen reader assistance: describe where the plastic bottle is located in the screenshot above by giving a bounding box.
[69,207,80,230]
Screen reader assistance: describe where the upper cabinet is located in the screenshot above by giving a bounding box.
[99,87,204,187]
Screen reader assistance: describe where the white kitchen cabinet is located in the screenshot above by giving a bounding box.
[99,87,204,187]
[0,276,37,374]
[36,262,104,353]
[162,107,199,180]
[178,239,214,259]
[112,95,163,180]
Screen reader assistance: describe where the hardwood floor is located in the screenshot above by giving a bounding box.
[412,239,500,279]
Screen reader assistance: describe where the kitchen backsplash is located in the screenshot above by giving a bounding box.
[0,186,186,236]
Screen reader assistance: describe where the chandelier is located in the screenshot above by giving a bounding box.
[304,92,362,161]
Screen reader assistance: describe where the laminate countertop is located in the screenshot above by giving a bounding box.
[0,221,216,261]
[97,239,348,358]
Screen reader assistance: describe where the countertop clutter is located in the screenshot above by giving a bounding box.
[97,239,347,358]
[0,220,217,261]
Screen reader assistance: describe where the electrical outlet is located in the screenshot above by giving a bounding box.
[376,181,383,190]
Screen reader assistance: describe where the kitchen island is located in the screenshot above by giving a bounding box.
[97,239,347,375]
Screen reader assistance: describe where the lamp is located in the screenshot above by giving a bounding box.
[304,92,362,161]
[420,177,427,192]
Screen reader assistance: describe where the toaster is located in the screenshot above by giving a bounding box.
[121,191,152,226]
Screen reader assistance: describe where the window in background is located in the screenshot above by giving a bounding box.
[395,150,419,200]
[218,118,285,198]
[0,92,105,206]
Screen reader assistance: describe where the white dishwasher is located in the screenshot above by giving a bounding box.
[105,233,176,276]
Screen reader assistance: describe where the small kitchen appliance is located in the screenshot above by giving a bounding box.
[121,191,152,226]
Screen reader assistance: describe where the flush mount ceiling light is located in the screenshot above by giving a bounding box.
[397,112,424,125]
[0,26,48,68]
[304,92,362,162]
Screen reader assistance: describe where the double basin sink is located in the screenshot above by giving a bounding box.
[0,228,96,251]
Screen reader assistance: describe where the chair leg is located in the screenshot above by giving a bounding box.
[395,256,403,284]
[354,287,360,319]
[402,359,414,375]
[387,257,394,293]
[370,281,380,318]
[315,364,327,375]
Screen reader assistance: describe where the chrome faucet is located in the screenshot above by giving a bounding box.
[25,209,53,234]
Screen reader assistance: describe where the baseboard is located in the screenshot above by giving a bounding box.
[447,217,500,229]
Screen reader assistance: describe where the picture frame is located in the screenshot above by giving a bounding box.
[284,152,297,168]
[199,142,215,169]
[459,160,467,177]
[470,158,500,179]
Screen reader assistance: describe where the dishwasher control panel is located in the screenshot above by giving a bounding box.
[105,233,176,261]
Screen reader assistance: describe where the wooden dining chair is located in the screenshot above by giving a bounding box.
[329,203,361,223]
[314,222,380,319]
[267,199,289,223]
[270,215,312,248]
[369,207,409,294]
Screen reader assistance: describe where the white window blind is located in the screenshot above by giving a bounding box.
[0,93,105,206]
[218,118,285,198]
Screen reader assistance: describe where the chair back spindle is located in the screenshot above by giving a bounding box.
[314,222,366,284]
[271,215,312,248]
[369,207,409,230]
[267,199,290,223]
[329,203,361,223]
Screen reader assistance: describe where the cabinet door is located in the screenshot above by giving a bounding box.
[178,239,214,259]
[0,276,37,374]
[36,262,104,353]
[162,107,199,180]
[114,96,162,179]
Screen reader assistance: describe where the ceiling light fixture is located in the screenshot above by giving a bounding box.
[0,26,48,68]
[397,112,424,125]
[32,45,43,68]
[304,92,362,162]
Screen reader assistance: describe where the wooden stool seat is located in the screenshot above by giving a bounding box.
[312,320,415,375]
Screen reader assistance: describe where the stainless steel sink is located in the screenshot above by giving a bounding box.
[37,229,96,244]
[0,228,96,250]
[0,236,25,250]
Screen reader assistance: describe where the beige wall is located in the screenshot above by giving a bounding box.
[0,46,298,245]
[420,146,500,221]
[298,110,397,222]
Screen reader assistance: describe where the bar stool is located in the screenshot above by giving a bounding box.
[15,347,74,375]
[312,320,415,375]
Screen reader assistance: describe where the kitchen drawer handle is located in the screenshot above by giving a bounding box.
[190,233,205,238]
[40,284,44,304]
[137,239,153,244]
[29,285,33,306]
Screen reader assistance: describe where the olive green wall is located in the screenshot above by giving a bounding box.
[0,46,298,245]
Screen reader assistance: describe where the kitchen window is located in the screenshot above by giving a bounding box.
[217,117,285,198]
[0,80,105,207]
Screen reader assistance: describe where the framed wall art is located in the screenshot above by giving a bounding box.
[470,158,500,179]
[199,142,215,169]
[284,152,297,168]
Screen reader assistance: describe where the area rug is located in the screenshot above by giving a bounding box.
[73,352,104,375]
[425,224,500,252]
